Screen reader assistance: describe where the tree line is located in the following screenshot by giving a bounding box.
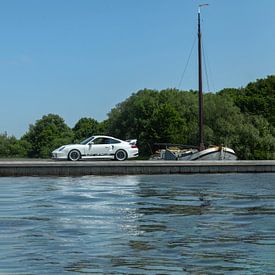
[1,75,274,160]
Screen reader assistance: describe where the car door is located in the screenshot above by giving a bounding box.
[105,138,121,154]
[88,137,113,156]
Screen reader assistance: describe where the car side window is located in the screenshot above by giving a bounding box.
[106,138,121,144]
[93,138,106,145]
[92,138,121,145]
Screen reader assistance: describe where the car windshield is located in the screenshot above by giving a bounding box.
[80,136,95,145]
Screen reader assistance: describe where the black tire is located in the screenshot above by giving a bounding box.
[115,149,128,161]
[68,150,81,161]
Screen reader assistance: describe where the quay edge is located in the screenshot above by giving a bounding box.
[0,160,275,177]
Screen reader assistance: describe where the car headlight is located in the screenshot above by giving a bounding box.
[58,146,66,151]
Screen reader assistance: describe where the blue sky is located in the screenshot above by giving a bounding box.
[0,0,274,137]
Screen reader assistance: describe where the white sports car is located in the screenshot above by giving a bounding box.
[52,135,139,161]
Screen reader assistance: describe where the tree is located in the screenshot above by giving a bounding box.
[107,89,190,155]
[97,119,109,135]
[233,115,275,160]
[73,117,99,142]
[203,93,275,159]
[22,114,73,158]
[0,133,30,158]
[0,76,273,160]
[108,89,159,138]
[107,85,275,159]
[150,103,187,144]
[219,75,275,127]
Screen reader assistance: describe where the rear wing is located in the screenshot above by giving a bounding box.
[126,139,137,145]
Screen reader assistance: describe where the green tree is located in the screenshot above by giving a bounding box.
[150,103,187,144]
[0,133,30,158]
[203,93,242,146]
[233,115,275,160]
[158,89,198,145]
[22,114,73,158]
[203,93,275,159]
[107,89,159,140]
[219,75,275,127]
[97,119,109,135]
[73,117,99,142]
[107,85,275,159]
[107,89,190,155]
[0,76,273,160]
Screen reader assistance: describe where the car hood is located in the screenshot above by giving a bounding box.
[54,144,85,152]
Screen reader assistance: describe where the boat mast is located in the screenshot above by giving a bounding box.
[198,4,208,151]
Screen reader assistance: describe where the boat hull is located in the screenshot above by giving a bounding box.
[185,146,237,161]
[158,146,237,161]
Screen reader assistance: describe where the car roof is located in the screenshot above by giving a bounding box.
[93,135,123,141]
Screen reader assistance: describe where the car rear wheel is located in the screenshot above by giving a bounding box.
[68,150,81,161]
[115,149,128,161]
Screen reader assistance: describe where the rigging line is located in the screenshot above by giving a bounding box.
[202,38,216,92]
[178,35,196,89]
[206,49,216,92]
[202,40,211,92]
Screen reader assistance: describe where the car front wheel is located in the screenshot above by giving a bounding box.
[68,150,81,161]
[115,149,128,161]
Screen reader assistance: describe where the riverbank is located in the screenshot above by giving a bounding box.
[0,160,275,176]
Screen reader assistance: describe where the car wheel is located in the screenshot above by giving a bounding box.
[68,150,81,161]
[115,149,128,161]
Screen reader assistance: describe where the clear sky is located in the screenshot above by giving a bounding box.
[1,0,274,137]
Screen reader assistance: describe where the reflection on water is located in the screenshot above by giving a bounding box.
[0,174,275,274]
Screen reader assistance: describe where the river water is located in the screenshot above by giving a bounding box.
[0,174,275,274]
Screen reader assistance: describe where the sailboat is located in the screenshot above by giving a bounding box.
[159,5,237,161]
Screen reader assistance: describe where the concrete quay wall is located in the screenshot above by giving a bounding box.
[0,160,275,176]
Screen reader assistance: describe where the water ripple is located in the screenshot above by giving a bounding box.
[0,174,275,274]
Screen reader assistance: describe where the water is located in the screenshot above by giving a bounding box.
[0,174,275,274]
